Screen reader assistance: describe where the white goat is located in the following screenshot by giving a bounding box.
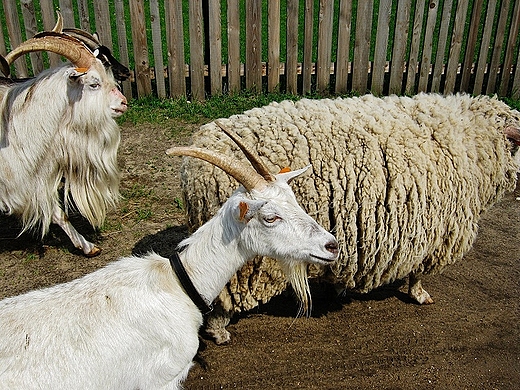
[0,32,127,256]
[0,129,339,390]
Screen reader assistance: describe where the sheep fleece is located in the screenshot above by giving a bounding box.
[181,93,518,313]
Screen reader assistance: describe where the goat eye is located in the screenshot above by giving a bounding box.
[90,83,100,90]
[263,215,280,224]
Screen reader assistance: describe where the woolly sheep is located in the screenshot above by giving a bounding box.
[0,132,338,389]
[180,93,520,344]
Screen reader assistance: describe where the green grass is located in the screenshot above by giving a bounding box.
[122,89,520,126]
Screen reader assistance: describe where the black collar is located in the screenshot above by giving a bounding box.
[169,251,213,314]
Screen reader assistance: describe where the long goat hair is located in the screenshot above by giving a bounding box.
[0,30,127,256]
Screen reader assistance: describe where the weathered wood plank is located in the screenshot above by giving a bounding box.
[268,0,280,92]
[208,0,223,96]
[316,0,334,93]
[335,0,352,94]
[129,0,153,97]
[302,0,314,94]
[405,0,426,95]
[189,0,205,100]
[165,0,186,98]
[352,0,373,94]
[389,0,411,95]
[150,0,166,98]
[227,0,241,94]
[418,0,439,92]
[246,0,262,92]
[473,0,497,95]
[444,0,470,93]
[371,0,391,95]
[286,0,298,94]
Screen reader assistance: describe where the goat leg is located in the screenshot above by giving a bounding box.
[52,206,101,257]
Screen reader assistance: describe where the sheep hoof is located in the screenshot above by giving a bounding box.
[85,246,102,257]
[408,275,434,304]
[206,328,231,345]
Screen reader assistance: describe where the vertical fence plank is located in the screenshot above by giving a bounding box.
[316,0,333,93]
[93,1,113,51]
[40,0,61,67]
[226,1,240,93]
[460,0,484,92]
[114,0,132,99]
[499,0,520,95]
[473,0,497,95]
[405,0,426,95]
[268,0,280,92]
[444,0,469,94]
[302,0,315,94]
[165,0,186,98]
[335,0,352,94]
[150,0,166,98]
[486,0,511,94]
[418,0,438,92]
[352,0,373,94]
[208,0,222,96]
[227,0,241,94]
[76,0,90,30]
[431,0,453,92]
[512,39,520,99]
[20,0,44,75]
[389,0,411,95]
[371,0,391,95]
[58,0,74,27]
[0,14,6,57]
[246,0,262,92]
[286,0,299,94]
[3,0,28,77]
[189,0,205,100]
[129,0,153,97]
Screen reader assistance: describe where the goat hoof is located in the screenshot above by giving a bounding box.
[85,246,102,257]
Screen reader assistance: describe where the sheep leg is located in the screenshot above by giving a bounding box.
[52,206,101,257]
[204,305,232,345]
[408,273,434,304]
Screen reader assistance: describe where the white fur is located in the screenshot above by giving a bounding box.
[0,61,127,255]
[0,169,338,389]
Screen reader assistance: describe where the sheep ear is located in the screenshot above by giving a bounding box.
[236,199,266,223]
[276,165,311,184]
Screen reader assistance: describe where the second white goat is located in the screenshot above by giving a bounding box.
[0,128,338,390]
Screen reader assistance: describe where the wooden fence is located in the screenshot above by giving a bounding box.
[1,0,519,100]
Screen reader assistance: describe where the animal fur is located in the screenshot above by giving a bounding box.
[180,93,519,343]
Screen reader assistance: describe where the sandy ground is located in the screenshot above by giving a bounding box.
[0,119,518,389]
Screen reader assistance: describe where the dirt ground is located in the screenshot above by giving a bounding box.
[1,118,519,390]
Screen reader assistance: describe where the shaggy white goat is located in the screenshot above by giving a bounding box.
[0,130,338,390]
[180,93,520,344]
[0,32,127,256]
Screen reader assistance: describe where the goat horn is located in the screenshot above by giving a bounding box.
[52,11,63,33]
[215,120,276,182]
[4,32,96,71]
[166,146,269,191]
[63,28,101,48]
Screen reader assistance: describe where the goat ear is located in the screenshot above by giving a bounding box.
[236,199,266,223]
[275,165,311,184]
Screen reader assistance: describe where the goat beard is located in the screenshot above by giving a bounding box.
[280,261,312,318]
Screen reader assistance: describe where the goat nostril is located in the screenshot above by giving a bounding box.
[325,241,339,255]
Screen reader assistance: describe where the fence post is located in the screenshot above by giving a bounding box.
[335,0,352,95]
[189,0,205,101]
[246,0,262,93]
[165,0,186,98]
[268,0,280,93]
[371,0,391,95]
[316,0,333,93]
[129,0,153,97]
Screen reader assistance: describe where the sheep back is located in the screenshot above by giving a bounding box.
[181,93,518,313]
